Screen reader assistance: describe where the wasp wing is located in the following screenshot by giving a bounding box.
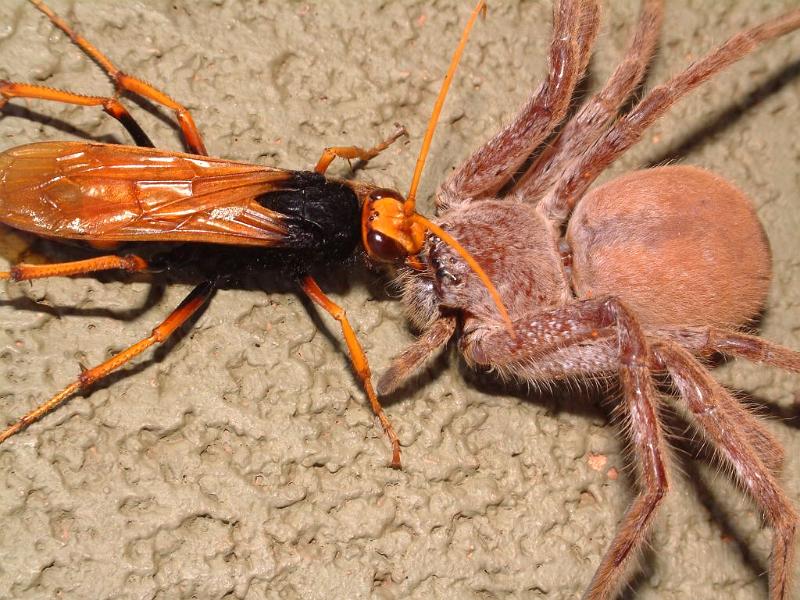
[0,141,303,246]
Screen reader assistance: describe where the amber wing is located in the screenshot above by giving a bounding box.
[0,141,298,246]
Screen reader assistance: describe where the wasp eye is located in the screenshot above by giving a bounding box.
[366,230,407,262]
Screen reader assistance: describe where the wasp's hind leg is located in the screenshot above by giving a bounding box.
[0,81,153,147]
[0,280,215,445]
[0,254,149,282]
[29,0,207,155]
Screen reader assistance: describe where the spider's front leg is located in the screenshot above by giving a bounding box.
[438,0,593,208]
[461,299,799,597]
[577,301,670,600]
[439,296,671,598]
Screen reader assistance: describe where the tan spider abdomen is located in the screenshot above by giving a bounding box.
[566,165,771,328]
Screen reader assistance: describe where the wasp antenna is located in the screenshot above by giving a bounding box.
[404,0,487,216]
[412,214,515,339]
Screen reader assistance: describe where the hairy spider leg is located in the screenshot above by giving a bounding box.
[513,0,663,199]
[656,342,798,600]
[540,6,800,224]
[438,0,588,206]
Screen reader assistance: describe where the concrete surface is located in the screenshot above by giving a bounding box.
[0,1,799,598]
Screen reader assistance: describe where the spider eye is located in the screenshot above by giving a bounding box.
[366,230,407,262]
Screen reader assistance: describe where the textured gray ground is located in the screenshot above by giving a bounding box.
[0,1,799,599]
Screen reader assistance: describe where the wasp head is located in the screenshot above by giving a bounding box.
[360,188,426,264]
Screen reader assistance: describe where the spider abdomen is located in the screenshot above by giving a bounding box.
[566,165,771,328]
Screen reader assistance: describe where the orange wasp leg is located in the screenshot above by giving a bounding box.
[0,254,148,282]
[314,127,407,175]
[30,0,207,156]
[0,81,153,147]
[0,280,215,444]
[299,275,402,468]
